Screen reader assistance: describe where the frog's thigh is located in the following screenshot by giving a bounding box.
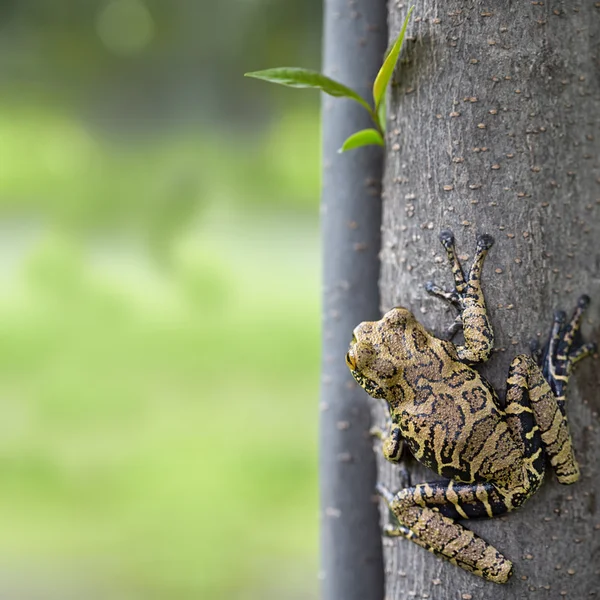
[504,355,545,481]
[385,502,513,584]
[393,480,508,520]
[506,355,579,484]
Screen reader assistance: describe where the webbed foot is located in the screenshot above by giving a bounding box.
[425,230,495,362]
[537,295,596,399]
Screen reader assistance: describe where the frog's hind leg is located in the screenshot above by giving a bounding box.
[538,295,596,404]
[377,483,513,584]
[426,230,495,363]
[506,354,580,485]
[385,479,509,520]
[506,296,596,486]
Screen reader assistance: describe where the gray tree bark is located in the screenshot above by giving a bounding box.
[377,2,600,599]
[320,2,388,600]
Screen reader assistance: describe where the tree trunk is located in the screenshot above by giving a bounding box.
[319,2,388,599]
[378,2,600,598]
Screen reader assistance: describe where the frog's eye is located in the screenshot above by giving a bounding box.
[345,350,357,370]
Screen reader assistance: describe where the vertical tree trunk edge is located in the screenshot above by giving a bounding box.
[319,1,388,600]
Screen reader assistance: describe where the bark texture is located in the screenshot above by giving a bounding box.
[320,1,388,599]
[377,2,600,598]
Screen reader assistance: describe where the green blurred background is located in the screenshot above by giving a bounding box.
[0,1,321,598]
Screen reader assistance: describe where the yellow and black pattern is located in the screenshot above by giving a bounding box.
[506,354,580,485]
[536,296,596,406]
[426,230,494,363]
[371,423,404,462]
[345,230,596,584]
[378,484,513,584]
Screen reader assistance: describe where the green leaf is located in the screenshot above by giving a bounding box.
[338,129,384,153]
[245,68,373,114]
[377,94,387,134]
[372,6,414,111]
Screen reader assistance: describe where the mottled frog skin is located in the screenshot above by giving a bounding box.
[345,230,595,584]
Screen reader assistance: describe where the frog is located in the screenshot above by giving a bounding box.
[345,230,596,583]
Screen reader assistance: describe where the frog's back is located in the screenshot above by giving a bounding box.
[396,363,523,484]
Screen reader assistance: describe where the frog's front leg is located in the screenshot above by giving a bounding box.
[371,423,412,487]
[377,482,513,584]
[426,230,494,363]
[370,423,404,462]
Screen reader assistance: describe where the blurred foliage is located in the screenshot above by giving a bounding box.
[0,0,322,598]
[0,211,320,599]
[0,0,322,127]
[0,104,320,243]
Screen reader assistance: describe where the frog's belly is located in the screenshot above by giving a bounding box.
[398,396,524,484]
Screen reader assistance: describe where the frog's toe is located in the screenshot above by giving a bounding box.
[577,294,591,309]
[425,281,460,304]
[540,296,595,391]
[569,341,597,365]
[554,310,567,324]
[529,338,542,363]
[581,341,598,357]
[397,463,412,489]
[439,229,455,247]
[376,482,395,505]
[476,233,494,250]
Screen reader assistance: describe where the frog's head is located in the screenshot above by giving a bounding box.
[346,307,430,401]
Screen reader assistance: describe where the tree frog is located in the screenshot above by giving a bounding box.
[345,230,595,583]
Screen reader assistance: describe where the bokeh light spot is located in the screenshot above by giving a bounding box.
[96,0,155,56]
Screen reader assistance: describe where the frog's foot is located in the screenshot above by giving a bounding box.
[507,354,580,484]
[424,282,463,340]
[375,482,513,584]
[424,281,461,307]
[371,423,410,486]
[425,233,463,340]
[426,230,495,362]
[376,482,396,505]
[370,423,407,465]
[538,295,596,399]
[426,230,494,299]
[425,230,466,302]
